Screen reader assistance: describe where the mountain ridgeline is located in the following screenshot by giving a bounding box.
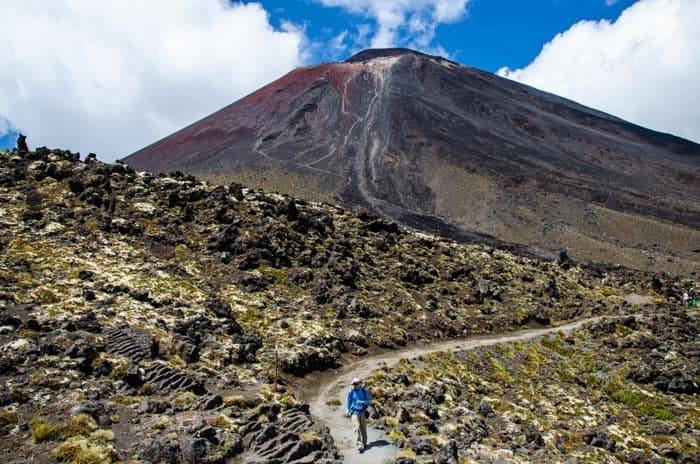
[124,48,700,274]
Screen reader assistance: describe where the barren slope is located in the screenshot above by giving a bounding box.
[124,49,700,274]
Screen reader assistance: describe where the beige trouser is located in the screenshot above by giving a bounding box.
[351,413,367,449]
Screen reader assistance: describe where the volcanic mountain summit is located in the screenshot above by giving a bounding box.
[125,48,700,273]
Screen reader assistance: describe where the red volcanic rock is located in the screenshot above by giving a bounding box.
[124,48,700,273]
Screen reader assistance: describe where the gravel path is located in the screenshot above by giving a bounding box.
[304,315,616,463]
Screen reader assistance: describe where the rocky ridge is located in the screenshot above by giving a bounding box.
[0,145,695,463]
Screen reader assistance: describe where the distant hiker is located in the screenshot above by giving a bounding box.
[16,133,28,153]
[683,290,690,306]
[690,287,697,307]
[345,377,371,452]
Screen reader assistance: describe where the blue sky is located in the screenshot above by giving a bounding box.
[0,126,16,150]
[0,0,697,160]
[264,0,637,72]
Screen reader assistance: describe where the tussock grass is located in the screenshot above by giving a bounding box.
[30,417,63,443]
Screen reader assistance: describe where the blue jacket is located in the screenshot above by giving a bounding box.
[346,387,371,415]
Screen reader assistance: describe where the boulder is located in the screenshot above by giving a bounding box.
[209,298,232,318]
[585,428,616,451]
[436,440,459,464]
[409,436,435,454]
[70,400,112,426]
[75,311,102,333]
[478,400,494,417]
[178,340,200,364]
[199,394,223,411]
[138,438,180,464]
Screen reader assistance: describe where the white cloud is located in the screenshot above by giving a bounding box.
[498,0,700,144]
[329,31,350,56]
[0,117,13,136]
[0,0,306,161]
[316,0,471,50]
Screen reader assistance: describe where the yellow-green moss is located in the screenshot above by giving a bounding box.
[488,357,513,384]
[0,411,21,435]
[223,395,258,409]
[173,391,197,410]
[149,417,172,431]
[388,429,406,442]
[394,448,417,459]
[259,265,288,285]
[30,417,64,443]
[604,381,674,420]
[64,414,98,438]
[299,430,322,442]
[384,416,398,427]
[52,435,116,464]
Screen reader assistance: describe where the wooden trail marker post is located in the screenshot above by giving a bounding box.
[274,343,279,394]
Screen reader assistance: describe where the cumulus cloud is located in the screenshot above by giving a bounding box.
[316,0,471,50]
[498,0,700,143]
[0,0,305,161]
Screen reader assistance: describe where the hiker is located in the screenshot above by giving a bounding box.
[683,290,690,306]
[345,377,371,452]
[690,287,697,307]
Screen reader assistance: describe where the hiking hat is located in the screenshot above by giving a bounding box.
[351,377,362,385]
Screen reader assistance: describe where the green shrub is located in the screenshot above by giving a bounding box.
[605,381,674,420]
[30,417,63,443]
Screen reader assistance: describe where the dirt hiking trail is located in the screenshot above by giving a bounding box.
[303,315,622,464]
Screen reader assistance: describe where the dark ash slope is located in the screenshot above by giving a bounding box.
[124,49,700,274]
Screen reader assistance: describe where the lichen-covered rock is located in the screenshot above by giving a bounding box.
[70,400,112,426]
[435,440,459,464]
[138,437,181,464]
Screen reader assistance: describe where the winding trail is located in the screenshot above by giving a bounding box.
[302,315,617,464]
